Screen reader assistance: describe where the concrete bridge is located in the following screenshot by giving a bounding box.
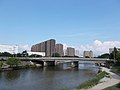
[0,57,114,68]
[26,57,114,67]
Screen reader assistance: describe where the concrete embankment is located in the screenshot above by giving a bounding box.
[89,67,120,90]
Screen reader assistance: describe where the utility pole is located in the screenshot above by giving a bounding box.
[114,47,116,62]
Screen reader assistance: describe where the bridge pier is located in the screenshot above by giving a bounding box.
[71,62,75,67]
[43,61,56,67]
[71,62,79,68]
[54,61,58,66]
[44,61,47,67]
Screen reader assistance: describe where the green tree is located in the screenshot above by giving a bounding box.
[109,53,114,59]
[52,53,61,57]
[85,56,90,58]
[22,50,28,57]
[0,52,12,57]
[29,54,42,57]
[98,53,110,58]
[113,47,117,60]
[0,61,3,68]
[109,47,120,62]
[17,53,22,57]
[7,58,20,67]
[116,52,120,62]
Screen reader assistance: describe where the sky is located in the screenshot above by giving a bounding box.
[0,0,120,56]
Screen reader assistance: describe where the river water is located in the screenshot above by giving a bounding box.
[0,65,98,90]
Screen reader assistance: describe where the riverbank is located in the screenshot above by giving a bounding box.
[89,67,120,90]
[0,64,37,72]
[76,66,120,90]
[76,70,108,90]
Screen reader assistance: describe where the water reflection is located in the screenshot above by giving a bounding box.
[0,64,98,90]
[5,70,20,82]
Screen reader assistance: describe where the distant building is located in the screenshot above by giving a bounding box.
[55,44,64,56]
[83,51,93,58]
[27,52,45,56]
[66,47,75,56]
[63,49,67,56]
[0,44,18,54]
[109,48,120,54]
[31,39,56,57]
[75,50,79,57]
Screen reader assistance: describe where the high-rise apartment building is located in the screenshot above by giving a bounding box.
[31,39,56,57]
[66,47,75,56]
[83,51,93,58]
[55,44,64,56]
[50,39,56,56]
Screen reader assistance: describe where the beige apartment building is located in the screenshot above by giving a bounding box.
[31,39,56,57]
[55,44,64,56]
[66,47,75,56]
[83,51,93,58]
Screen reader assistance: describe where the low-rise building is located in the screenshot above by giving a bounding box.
[27,51,45,56]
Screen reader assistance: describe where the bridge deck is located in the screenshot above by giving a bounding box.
[0,57,114,62]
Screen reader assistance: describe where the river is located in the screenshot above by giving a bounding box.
[0,65,98,90]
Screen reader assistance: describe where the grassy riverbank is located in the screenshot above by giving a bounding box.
[0,64,37,72]
[76,71,108,90]
[111,62,120,75]
[103,83,120,90]
[103,62,120,90]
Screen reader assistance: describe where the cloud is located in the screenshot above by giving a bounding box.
[63,43,77,55]
[18,44,31,52]
[80,40,120,55]
[63,43,76,50]
[63,43,68,50]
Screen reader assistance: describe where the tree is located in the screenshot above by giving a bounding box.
[97,53,110,58]
[22,50,28,57]
[29,54,42,57]
[52,53,61,57]
[116,52,120,62]
[74,55,79,58]
[0,61,3,68]
[7,58,20,67]
[17,53,22,57]
[109,47,120,62]
[113,47,117,60]
[109,53,114,59]
[85,56,90,58]
[0,52,12,57]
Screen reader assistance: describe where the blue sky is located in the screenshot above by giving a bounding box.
[0,0,120,54]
